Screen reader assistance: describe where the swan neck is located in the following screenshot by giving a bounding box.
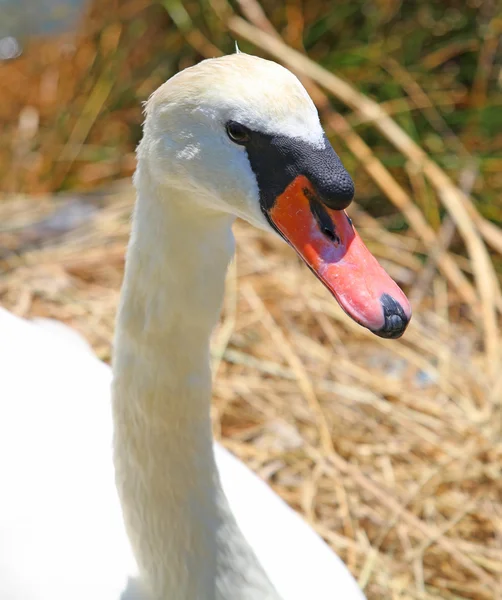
[112,165,236,598]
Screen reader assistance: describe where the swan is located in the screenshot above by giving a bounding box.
[0,53,411,600]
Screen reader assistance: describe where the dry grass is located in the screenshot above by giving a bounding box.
[1,1,502,599]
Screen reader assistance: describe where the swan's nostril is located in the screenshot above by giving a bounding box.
[374,293,411,339]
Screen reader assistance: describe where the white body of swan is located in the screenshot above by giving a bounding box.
[0,53,410,600]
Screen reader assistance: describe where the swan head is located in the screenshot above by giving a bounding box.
[139,54,411,338]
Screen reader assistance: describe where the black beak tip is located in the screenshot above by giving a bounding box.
[373,293,411,339]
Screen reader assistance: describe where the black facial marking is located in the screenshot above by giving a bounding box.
[304,187,340,244]
[243,132,355,214]
[375,294,410,339]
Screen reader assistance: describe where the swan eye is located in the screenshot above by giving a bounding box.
[226,121,250,145]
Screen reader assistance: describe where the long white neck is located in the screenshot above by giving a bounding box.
[112,163,279,600]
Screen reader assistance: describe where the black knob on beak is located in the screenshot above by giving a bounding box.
[312,165,354,210]
[301,135,354,210]
[244,130,355,212]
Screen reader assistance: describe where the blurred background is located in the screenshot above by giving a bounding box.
[0,1,501,598]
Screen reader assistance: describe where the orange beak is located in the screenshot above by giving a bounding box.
[267,175,411,338]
